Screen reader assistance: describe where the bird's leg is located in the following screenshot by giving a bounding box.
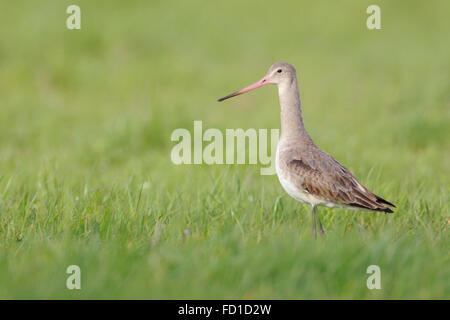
[312,206,325,237]
[317,216,325,235]
[311,206,317,239]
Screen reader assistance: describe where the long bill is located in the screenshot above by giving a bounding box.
[217,77,270,102]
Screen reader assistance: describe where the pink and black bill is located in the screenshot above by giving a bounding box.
[218,77,270,102]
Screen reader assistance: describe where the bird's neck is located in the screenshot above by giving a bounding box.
[278,78,311,144]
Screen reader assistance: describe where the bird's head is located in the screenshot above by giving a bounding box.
[218,62,297,102]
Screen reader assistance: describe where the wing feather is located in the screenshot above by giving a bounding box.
[284,149,395,213]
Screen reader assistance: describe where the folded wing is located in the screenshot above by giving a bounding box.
[285,149,395,213]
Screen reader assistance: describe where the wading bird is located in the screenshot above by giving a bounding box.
[218,62,395,237]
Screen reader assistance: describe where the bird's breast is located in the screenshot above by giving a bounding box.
[276,145,308,203]
[275,144,337,208]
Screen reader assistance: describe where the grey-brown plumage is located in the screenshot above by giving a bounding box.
[218,62,395,236]
[279,144,394,213]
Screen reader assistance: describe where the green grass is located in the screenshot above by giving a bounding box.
[0,0,449,299]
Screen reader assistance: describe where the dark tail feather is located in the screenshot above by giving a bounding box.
[375,195,396,208]
[351,189,396,213]
[349,202,394,213]
[381,207,394,213]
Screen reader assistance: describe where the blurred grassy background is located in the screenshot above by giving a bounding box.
[0,0,448,298]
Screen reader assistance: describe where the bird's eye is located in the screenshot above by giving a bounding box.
[277,69,282,73]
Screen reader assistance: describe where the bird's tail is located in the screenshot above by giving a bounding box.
[348,189,396,213]
[376,196,395,207]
